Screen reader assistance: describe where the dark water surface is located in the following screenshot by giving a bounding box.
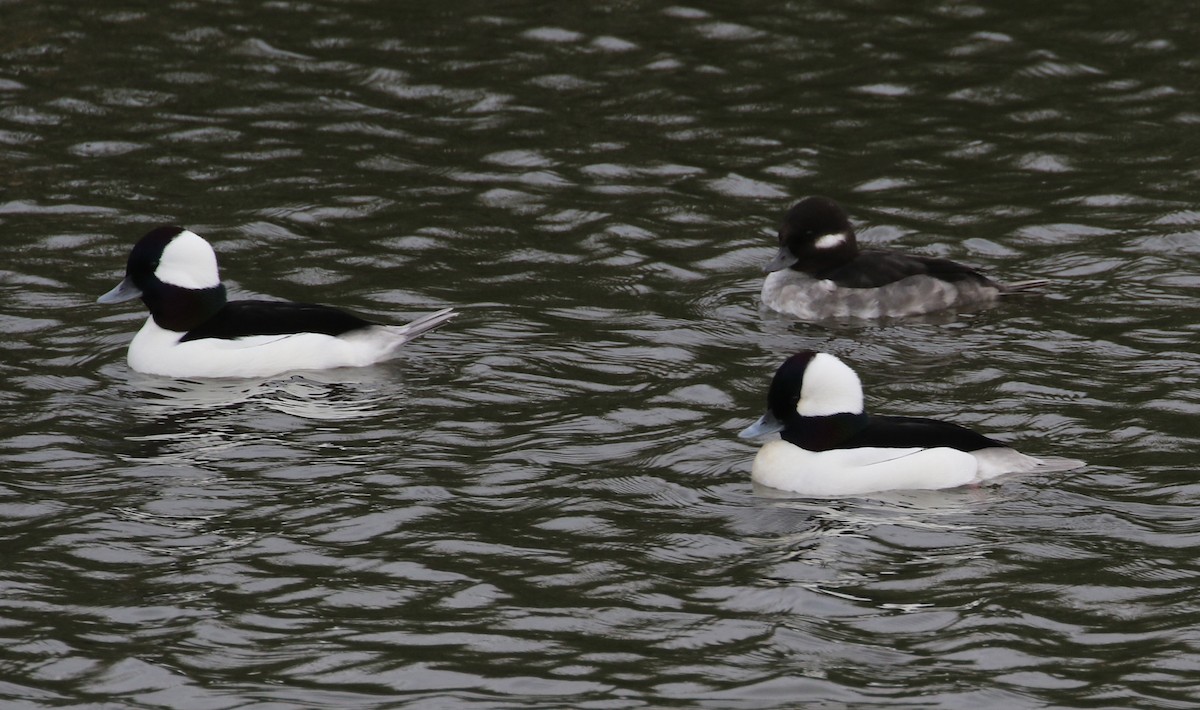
[3,1,1199,707]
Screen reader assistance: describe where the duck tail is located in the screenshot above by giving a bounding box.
[999,278,1049,295]
[394,307,457,341]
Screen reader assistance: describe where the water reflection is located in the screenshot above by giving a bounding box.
[111,368,416,471]
[122,369,401,421]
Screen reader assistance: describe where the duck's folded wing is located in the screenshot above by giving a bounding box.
[822,250,991,289]
[181,300,373,342]
[850,415,1008,451]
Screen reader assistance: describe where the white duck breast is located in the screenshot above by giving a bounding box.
[99,225,456,379]
[739,351,1084,497]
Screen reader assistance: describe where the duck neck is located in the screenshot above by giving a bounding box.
[145,283,227,332]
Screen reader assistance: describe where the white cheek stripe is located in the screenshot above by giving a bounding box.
[814,232,846,250]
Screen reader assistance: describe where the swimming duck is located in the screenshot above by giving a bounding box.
[98,226,456,378]
[759,196,1045,319]
[739,351,1084,496]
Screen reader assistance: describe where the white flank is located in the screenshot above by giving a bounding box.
[749,439,1085,497]
[125,308,456,378]
[751,441,979,496]
[760,269,1003,321]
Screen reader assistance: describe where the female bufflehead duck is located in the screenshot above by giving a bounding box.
[98,226,456,378]
[739,351,1084,496]
[759,196,1046,320]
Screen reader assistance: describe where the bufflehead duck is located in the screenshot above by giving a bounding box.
[739,351,1084,496]
[759,196,1046,320]
[98,226,456,378]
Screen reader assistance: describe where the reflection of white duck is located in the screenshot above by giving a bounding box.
[98,226,455,378]
[739,351,1084,496]
[758,196,1046,320]
[125,369,395,421]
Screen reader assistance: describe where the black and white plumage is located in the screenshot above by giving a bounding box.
[759,196,1046,320]
[739,351,1084,496]
[98,226,456,378]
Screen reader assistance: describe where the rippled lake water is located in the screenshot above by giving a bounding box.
[3,1,1200,707]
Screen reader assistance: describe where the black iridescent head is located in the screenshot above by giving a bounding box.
[740,350,868,441]
[124,226,191,291]
[766,351,818,424]
[98,226,227,332]
[763,196,859,274]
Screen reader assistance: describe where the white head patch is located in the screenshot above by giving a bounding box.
[798,353,864,416]
[155,229,221,289]
[814,232,847,250]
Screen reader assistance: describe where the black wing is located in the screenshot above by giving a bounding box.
[180,299,374,342]
[820,249,995,289]
[845,414,1007,452]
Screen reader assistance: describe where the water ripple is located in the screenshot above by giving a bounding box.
[2,0,1200,707]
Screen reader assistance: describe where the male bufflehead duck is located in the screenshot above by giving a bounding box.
[739,351,1084,496]
[759,196,1046,320]
[98,226,456,378]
